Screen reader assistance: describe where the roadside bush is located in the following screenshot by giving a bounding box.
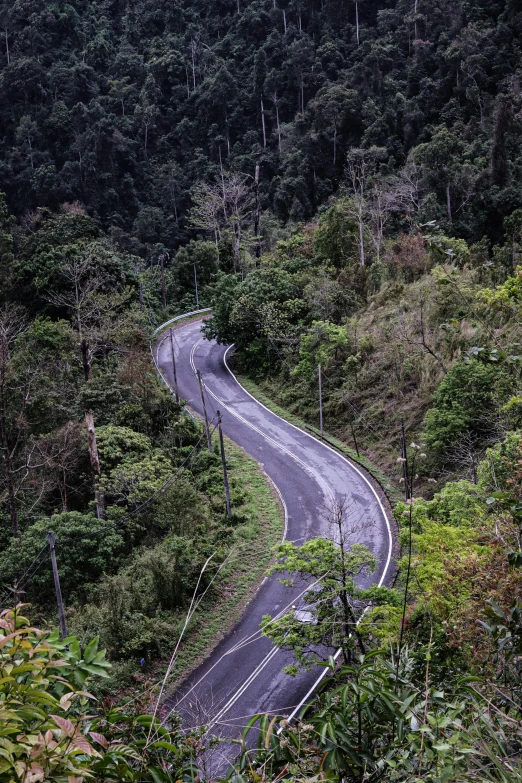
[423,360,504,467]
[0,512,126,605]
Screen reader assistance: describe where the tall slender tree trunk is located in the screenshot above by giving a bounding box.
[5,29,9,65]
[283,8,287,32]
[191,40,196,91]
[260,97,267,148]
[335,505,365,661]
[160,255,167,309]
[254,163,261,265]
[446,181,452,222]
[273,93,282,153]
[358,205,365,266]
[355,1,360,46]
[0,390,18,538]
[85,412,105,520]
[80,339,91,382]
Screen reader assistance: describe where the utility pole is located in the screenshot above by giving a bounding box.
[194,264,199,309]
[197,369,213,453]
[169,329,180,404]
[401,418,410,501]
[217,411,232,517]
[350,422,360,457]
[318,364,323,436]
[159,253,167,310]
[47,533,67,640]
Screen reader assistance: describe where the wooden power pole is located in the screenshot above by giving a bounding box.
[350,422,360,457]
[217,411,232,518]
[47,532,67,639]
[318,364,323,436]
[401,418,410,501]
[194,265,200,309]
[197,369,213,453]
[169,328,180,403]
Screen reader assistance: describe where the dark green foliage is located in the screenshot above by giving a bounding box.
[1,0,522,255]
[423,359,510,466]
[0,512,126,604]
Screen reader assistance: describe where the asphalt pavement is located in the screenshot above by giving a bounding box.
[155,317,394,771]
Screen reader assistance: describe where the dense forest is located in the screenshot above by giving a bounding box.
[3,0,522,781]
[1,0,522,251]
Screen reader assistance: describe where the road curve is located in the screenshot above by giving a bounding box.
[155,317,394,763]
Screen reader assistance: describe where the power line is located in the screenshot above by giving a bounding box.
[0,548,51,611]
[59,422,217,545]
[0,422,219,609]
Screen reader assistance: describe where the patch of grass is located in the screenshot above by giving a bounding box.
[159,438,284,694]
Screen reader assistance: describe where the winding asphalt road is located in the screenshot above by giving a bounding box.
[155,315,394,768]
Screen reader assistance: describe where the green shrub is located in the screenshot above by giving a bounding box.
[0,512,126,605]
[423,360,504,466]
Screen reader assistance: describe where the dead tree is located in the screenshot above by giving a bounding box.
[397,299,448,374]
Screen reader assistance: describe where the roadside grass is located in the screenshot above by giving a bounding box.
[150,438,284,698]
[231,367,402,506]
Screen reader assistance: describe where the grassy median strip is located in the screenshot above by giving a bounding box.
[160,438,284,694]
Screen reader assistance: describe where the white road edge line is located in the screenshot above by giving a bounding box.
[155,315,395,729]
[222,344,395,724]
[207,647,280,730]
[222,344,393,584]
[190,339,335,506]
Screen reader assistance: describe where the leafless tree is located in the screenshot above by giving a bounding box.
[190,172,253,270]
[48,254,131,519]
[346,149,371,266]
[27,422,85,512]
[396,299,448,374]
[387,154,428,218]
[368,179,397,264]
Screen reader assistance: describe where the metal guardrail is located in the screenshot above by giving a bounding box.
[153,308,212,336]
[151,308,213,421]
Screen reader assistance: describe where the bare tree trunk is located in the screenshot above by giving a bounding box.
[334,502,365,660]
[355,1,360,46]
[0,394,18,537]
[5,28,9,65]
[260,97,267,148]
[273,92,281,153]
[85,412,105,520]
[358,205,365,266]
[191,40,196,91]
[80,339,91,382]
[446,181,452,223]
[160,254,167,310]
[283,8,287,32]
[254,163,261,265]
